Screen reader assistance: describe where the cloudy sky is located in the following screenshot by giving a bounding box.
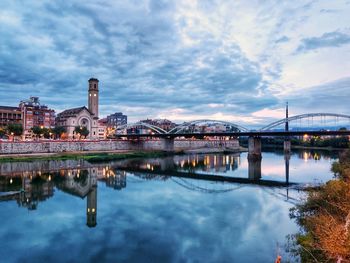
[0,0,349,127]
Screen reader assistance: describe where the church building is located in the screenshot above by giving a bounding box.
[56,78,100,139]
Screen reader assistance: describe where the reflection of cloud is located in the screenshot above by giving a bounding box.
[1,178,296,263]
[261,164,285,177]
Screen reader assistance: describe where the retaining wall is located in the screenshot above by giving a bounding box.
[0,139,239,155]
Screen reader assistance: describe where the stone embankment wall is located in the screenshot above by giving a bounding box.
[0,139,239,155]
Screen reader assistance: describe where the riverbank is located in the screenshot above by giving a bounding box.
[289,150,350,262]
[0,150,171,163]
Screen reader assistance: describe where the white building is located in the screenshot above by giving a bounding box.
[56,78,100,139]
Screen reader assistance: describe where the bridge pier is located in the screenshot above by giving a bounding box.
[160,137,175,152]
[248,136,262,161]
[284,140,291,153]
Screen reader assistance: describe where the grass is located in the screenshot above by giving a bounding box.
[0,151,170,163]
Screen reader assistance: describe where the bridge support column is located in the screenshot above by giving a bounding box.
[160,137,175,152]
[284,140,291,153]
[248,136,262,161]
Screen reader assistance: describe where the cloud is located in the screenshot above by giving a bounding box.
[0,0,349,126]
[296,31,350,53]
[275,36,290,43]
[283,77,350,114]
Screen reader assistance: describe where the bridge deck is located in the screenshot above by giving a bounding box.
[115,130,350,138]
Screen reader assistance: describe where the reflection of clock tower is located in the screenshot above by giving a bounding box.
[88,78,99,118]
[87,185,97,228]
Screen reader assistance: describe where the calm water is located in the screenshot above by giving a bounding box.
[0,150,340,263]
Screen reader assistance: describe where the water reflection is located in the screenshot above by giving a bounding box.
[0,149,339,229]
[0,167,127,228]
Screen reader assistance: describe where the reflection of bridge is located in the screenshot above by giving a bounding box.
[115,111,350,158]
[117,153,294,187]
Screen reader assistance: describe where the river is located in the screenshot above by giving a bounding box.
[0,149,340,262]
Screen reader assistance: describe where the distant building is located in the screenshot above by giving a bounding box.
[97,118,107,139]
[107,112,127,127]
[0,106,22,128]
[56,78,100,139]
[19,96,55,138]
[140,119,177,132]
[0,97,55,138]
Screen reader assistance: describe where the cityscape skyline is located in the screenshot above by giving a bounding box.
[1,1,349,126]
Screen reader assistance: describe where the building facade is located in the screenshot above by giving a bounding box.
[107,112,127,127]
[56,78,100,139]
[0,97,55,138]
[0,106,22,129]
[141,119,177,132]
[19,97,56,138]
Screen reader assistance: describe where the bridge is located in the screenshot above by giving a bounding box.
[115,111,350,159]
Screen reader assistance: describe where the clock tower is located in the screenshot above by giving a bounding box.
[88,78,99,118]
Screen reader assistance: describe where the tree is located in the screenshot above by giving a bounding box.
[74,126,89,139]
[7,123,23,136]
[289,150,350,262]
[0,128,6,138]
[52,126,66,139]
[31,126,43,139]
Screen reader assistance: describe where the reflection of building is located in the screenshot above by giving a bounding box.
[99,167,127,190]
[56,168,98,227]
[0,174,54,210]
[56,78,99,139]
[87,186,97,227]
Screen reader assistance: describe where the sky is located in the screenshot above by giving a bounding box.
[0,0,349,127]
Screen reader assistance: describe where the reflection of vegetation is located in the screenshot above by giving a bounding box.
[289,150,350,262]
[31,175,46,185]
[0,176,22,191]
[73,170,89,186]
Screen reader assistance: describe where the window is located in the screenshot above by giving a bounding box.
[94,84,97,89]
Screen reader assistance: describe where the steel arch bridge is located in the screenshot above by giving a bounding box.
[260,113,350,131]
[115,122,168,134]
[168,119,249,134]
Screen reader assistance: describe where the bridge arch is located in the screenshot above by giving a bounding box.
[260,113,350,131]
[168,119,249,134]
[115,122,168,134]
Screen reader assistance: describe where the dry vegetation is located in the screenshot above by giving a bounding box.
[290,151,350,262]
